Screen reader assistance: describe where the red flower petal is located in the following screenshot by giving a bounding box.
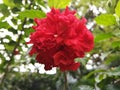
[28,7,94,71]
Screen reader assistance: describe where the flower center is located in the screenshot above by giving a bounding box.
[54,34,58,38]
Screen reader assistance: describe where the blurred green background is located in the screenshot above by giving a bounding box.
[0,0,120,90]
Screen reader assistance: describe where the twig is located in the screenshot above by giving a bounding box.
[0,17,27,85]
[64,72,68,90]
[0,0,33,85]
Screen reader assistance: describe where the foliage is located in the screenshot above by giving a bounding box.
[0,0,120,90]
[48,0,71,8]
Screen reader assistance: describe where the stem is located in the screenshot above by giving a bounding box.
[64,72,68,90]
[0,18,27,85]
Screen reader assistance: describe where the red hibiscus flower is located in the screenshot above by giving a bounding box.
[28,7,94,71]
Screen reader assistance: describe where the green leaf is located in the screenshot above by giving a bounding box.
[104,53,120,67]
[95,14,117,26]
[11,7,20,13]
[36,0,44,6]
[115,0,120,17]
[18,10,46,19]
[112,41,120,48]
[13,0,22,5]
[48,0,71,9]
[0,21,9,28]
[0,53,5,61]
[105,0,117,14]
[3,0,15,8]
[106,66,120,76]
[75,58,87,66]
[25,28,34,36]
[0,4,10,16]
[5,35,12,40]
[95,33,113,42]
[85,69,106,79]
[0,53,6,73]
[8,28,17,34]
[95,73,107,83]
[4,40,16,51]
[94,67,120,79]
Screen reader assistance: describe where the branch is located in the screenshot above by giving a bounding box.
[0,0,33,85]
[0,18,27,85]
[64,72,68,90]
[0,38,11,58]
